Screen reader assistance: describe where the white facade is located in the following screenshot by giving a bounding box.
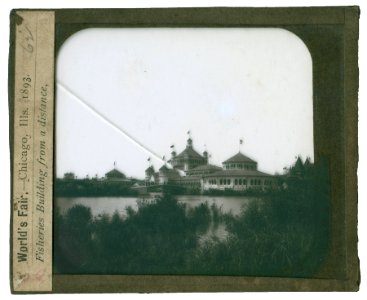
[202,176,274,191]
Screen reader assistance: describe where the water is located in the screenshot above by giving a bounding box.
[55,195,256,244]
[55,195,256,218]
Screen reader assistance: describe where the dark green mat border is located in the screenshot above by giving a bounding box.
[9,6,359,293]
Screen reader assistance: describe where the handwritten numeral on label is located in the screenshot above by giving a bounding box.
[18,25,34,54]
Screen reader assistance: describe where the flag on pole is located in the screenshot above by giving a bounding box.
[170,144,174,148]
[113,161,116,167]
[162,155,166,161]
[147,157,151,162]
[240,139,243,145]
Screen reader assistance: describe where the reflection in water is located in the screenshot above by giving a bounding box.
[198,223,229,244]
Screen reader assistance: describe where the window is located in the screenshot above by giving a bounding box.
[235,179,238,185]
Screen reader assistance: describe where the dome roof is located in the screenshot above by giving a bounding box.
[174,147,204,160]
[105,168,126,178]
[223,152,256,164]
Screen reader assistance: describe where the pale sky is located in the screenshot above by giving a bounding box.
[56,28,313,179]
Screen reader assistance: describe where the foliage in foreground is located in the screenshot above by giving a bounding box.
[54,159,329,277]
[54,195,217,274]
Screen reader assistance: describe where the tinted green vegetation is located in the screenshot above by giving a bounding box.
[54,195,221,274]
[54,158,329,277]
[190,159,330,277]
[55,178,138,197]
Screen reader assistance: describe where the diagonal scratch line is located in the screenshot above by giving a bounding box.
[57,82,166,165]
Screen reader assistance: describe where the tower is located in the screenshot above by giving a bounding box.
[145,165,155,183]
[168,134,207,171]
[203,150,208,164]
[187,137,193,148]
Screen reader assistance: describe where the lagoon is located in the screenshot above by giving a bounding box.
[55,195,256,218]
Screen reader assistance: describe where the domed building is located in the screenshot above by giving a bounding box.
[145,136,275,193]
[146,136,219,190]
[168,137,208,171]
[222,152,257,170]
[105,168,126,180]
[202,152,275,191]
[104,167,133,186]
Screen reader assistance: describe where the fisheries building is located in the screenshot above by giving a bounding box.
[145,137,275,192]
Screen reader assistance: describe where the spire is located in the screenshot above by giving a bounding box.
[203,144,208,164]
[170,144,176,158]
[186,130,193,148]
[304,156,312,168]
[203,151,208,164]
[239,138,244,152]
[147,156,152,167]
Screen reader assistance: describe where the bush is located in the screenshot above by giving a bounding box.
[54,160,329,277]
